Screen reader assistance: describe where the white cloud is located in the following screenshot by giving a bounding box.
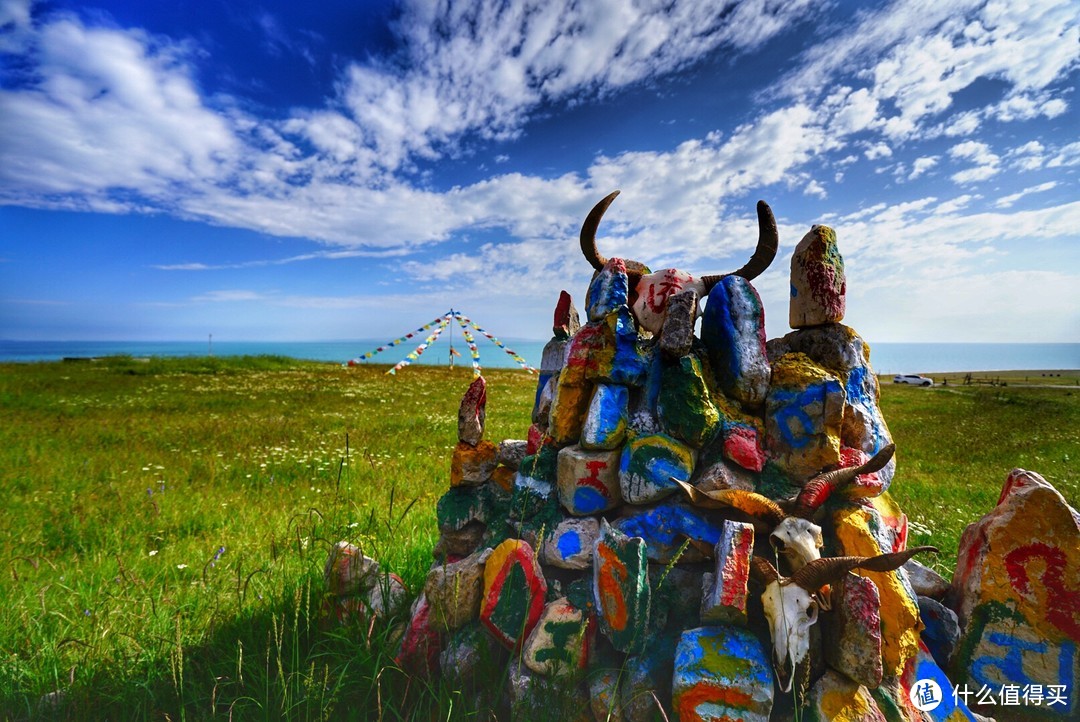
[864,142,892,160]
[191,290,266,303]
[1007,140,1047,171]
[1048,141,1080,168]
[908,155,938,180]
[948,140,1000,184]
[995,181,1058,208]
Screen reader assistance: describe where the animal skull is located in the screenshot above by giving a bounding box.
[769,517,824,573]
[751,546,938,693]
[631,269,704,335]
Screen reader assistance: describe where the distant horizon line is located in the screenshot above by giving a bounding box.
[2,338,1078,345]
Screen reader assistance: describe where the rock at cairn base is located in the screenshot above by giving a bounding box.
[802,669,885,722]
[790,224,845,328]
[823,571,884,689]
[424,547,493,631]
[521,597,592,676]
[671,625,774,722]
[480,539,548,651]
[593,520,650,654]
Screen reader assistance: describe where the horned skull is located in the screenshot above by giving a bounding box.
[751,546,938,693]
[580,191,779,334]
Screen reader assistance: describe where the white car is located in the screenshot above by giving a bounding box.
[893,374,934,387]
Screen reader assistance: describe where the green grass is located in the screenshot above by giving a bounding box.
[0,356,1076,719]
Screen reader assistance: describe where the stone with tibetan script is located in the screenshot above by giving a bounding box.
[917,595,958,671]
[949,469,1080,717]
[424,547,493,631]
[594,519,651,654]
[553,290,581,339]
[790,224,845,328]
[394,593,441,676]
[437,484,491,533]
[587,257,630,322]
[701,275,770,406]
[557,445,623,516]
[904,558,949,600]
[480,539,548,651]
[601,306,648,387]
[324,541,380,598]
[831,502,921,678]
[497,439,528,471]
[450,440,498,487]
[457,374,487,446]
[657,354,720,448]
[549,372,593,445]
[802,669,885,722]
[632,268,705,335]
[562,323,613,387]
[671,625,774,722]
[619,432,695,505]
[822,571,883,689]
[765,352,844,483]
[659,288,698,359]
[613,500,722,565]
[522,597,592,677]
[541,516,599,570]
[700,520,754,626]
[434,521,486,562]
[581,383,629,450]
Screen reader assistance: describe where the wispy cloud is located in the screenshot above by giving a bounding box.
[995,181,1058,208]
[153,247,412,271]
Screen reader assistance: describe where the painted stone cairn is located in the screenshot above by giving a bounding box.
[321,192,1075,720]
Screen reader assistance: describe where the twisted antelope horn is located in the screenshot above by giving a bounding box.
[672,478,786,527]
[789,545,939,592]
[700,200,779,291]
[790,443,897,519]
[750,556,781,586]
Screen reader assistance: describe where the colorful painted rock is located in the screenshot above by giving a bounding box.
[671,625,774,722]
[917,595,959,671]
[659,288,698,359]
[541,516,599,570]
[701,275,769,406]
[822,571,883,688]
[522,597,592,676]
[789,224,845,328]
[557,445,623,516]
[765,352,844,483]
[519,442,560,484]
[424,547,493,631]
[594,520,651,653]
[601,305,648,387]
[722,420,766,473]
[324,541,380,597]
[450,440,498,487]
[553,290,581,339]
[632,268,704,335]
[587,257,630,322]
[700,520,754,626]
[587,666,627,722]
[437,484,492,532]
[395,593,441,676]
[562,322,613,387]
[581,383,629,450]
[832,502,922,679]
[620,432,695,505]
[548,371,593,444]
[657,354,720,448]
[480,539,548,650]
[801,669,885,722]
[457,374,487,446]
[526,423,548,455]
[899,643,983,722]
[613,499,723,564]
[509,472,557,524]
[950,469,1080,718]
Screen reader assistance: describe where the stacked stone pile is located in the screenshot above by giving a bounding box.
[322,201,1077,721]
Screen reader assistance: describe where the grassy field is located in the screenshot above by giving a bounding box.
[1,356,1077,720]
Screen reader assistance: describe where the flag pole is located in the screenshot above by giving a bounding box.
[448,308,455,369]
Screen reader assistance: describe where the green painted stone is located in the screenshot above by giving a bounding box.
[619,432,695,505]
[657,354,720,448]
[437,485,491,533]
[481,539,548,650]
[593,519,651,654]
[519,443,560,484]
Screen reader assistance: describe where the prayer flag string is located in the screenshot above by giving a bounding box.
[452,313,482,377]
[455,312,538,373]
[351,312,452,363]
[386,315,451,374]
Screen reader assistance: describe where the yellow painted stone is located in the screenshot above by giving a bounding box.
[548,372,592,445]
[492,465,516,493]
[809,669,885,722]
[832,505,922,677]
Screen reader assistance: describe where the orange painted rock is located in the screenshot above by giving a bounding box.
[548,373,592,445]
[480,539,548,650]
[801,669,885,722]
[950,469,1080,717]
[671,625,774,722]
[491,465,516,493]
[450,440,498,487]
[593,519,650,653]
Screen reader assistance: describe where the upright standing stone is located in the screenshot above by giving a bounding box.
[480,539,548,651]
[766,352,845,483]
[671,625,774,722]
[917,595,959,671]
[458,375,487,446]
[659,289,698,359]
[594,520,651,653]
[701,275,770,407]
[790,224,845,328]
[602,306,648,387]
[581,383,629,450]
[587,258,630,322]
[822,571,884,688]
[557,445,623,515]
[553,290,581,340]
[395,593,441,676]
[700,520,755,626]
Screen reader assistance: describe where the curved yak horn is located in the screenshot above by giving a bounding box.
[750,556,781,586]
[791,443,897,519]
[700,200,780,291]
[672,478,786,527]
[789,545,939,592]
[580,190,620,272]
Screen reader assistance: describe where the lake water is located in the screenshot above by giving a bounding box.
[2,338,1077,374]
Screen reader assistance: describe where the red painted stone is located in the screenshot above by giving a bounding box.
[480,539,548,650]
[458,375,487,446]
[395,594,441,676]
[723,425,765,473]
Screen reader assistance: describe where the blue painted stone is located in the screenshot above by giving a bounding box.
[619,432,695,505]
[541,517,599,570]
[902,644,982,721]
[765,352,845,482]
[600,305,647,387]
[586,257,629,322]
[532,371,553,425]
[613,500,724,564]
[672,625,774,721]
[701,275,770,407]
[581,383,629,450]
[918,595,959,671]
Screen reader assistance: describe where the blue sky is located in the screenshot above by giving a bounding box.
[1,0,1078,344]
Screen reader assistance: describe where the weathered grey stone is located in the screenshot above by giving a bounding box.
[424,547,493,631]
[324,541,379,597]
[918,595,959,671]
[457,375,487,446]
[434,521,486,561]
[658,289,697,359]
[497,439,529,471]
[904,558,949,599]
